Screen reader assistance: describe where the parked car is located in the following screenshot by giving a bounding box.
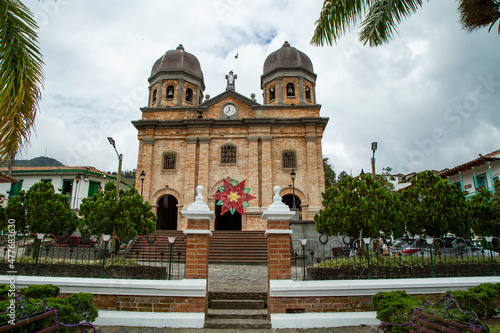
[389,237,427,257]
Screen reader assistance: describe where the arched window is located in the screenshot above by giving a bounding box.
[286,83,295,97]
[282,150,297,170]
[162,151,177,171]
[166,85,174,100]
[220,144,237,165]
[151,89,157,105]
[185,88,193,103]
[305,86,311,101]
[269,86,276,102]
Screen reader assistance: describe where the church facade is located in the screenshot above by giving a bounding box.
[133,42,329,231]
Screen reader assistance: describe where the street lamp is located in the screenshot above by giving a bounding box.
[74,173,81,209]
[140,170,146,196]
[371,142,377,180]
[290,170,296,209]
[107,137,123,240]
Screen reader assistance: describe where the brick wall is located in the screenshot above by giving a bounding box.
[269,295,373,313]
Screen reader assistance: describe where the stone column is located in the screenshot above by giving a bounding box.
[181,185,214,280]
[262,186,295,281]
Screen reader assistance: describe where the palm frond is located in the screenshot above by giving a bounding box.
[458,0,500,33]
[359,0,424,46]
[0,0,44,164]
[311,0,372,46]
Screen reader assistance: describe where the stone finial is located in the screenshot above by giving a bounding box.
[181,185,215,220]
[261,186,296,221]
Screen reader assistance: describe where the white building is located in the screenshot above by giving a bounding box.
[438,149,499,198]
[0,166,130,209]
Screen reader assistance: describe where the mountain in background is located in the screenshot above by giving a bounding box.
[1,156,65,167]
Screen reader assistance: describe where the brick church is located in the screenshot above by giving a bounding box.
[133,42,329,231]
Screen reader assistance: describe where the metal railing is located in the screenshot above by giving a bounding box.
[292,236,499,281]
[1,234,186,280]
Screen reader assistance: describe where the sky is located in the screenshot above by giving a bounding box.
[18,0,500,177]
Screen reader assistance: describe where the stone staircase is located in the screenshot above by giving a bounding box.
[126,230,268,264]
[204,292,270,329]
[209,231,267,263]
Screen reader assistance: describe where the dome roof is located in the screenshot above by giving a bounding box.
[263,41,314,76]
[150,44,203,80]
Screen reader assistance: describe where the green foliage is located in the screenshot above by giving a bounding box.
[0,182,78,235]
[64,292,98,322]
[0,0,44,164]
[25,182,78,235]
[311,0,500,47]
[315,174,402,239]
[79,181,156,238]
[19,284,60,299]
[448,283,500,319]
[0,284,8,298]
[469,189,499,237]
[371,290,420,329]
[0,284,98,332]
[1,191,27,233]
[323,157,336,189]
[400,171,470,238]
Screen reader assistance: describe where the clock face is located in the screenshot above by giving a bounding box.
[223,104,236,116]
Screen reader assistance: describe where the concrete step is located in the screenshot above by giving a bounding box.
[209,291,267,301]
[204,318,271,330]
[209,299,266,310]
[207,309,268,320]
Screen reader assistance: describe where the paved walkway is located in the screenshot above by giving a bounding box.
[208,264,268,292]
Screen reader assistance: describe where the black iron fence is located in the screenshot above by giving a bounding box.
[292,236,499,281]
[1,234,186,280]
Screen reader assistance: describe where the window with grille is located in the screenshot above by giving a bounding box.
[220,144,237,165]
[282,150,297,169]
[163,152,177,170]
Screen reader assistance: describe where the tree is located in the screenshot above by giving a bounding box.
[79,181,156,238]
[469,188,499,237]
[323,157,336,189]
[25,182,78,235]
[375,166,396,191]
[311,0,500,47]
[400,171,470,238]
[0,182,78,235]
[2,190,27,233]
[315,174,402,240]
[337,170,350,183]
[0,0,44,164]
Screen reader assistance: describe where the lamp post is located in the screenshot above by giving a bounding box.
[485,236,497,276]
[74,173,81,209]
[363,238,371,279]
[107,137,122,239]
[101,235,111,278]
[290,170,299,221]
[426,237,436,278]
[140,170,146,197]
[371,142,377,180]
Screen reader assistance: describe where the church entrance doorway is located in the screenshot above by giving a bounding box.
[214,205,242,230]
[282,194,302,219]
[156,195,178,230]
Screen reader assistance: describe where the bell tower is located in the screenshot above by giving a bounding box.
[261,41,317,106]
[148,44,205,108]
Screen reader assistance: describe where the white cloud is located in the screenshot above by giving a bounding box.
[18,0,500,176]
